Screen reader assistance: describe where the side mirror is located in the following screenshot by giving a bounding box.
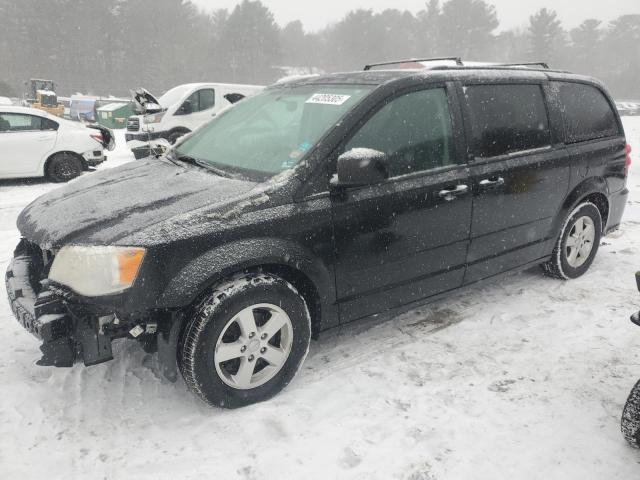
[178,100,193,115]
[333,148,389,188]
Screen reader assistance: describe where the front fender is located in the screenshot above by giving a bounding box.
[156,237,337,329]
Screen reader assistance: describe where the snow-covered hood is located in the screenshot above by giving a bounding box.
[17,159,258,248]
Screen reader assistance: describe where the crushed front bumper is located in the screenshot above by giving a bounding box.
[5,240,114,367]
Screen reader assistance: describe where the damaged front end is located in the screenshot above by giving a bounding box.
[4,239,179,378]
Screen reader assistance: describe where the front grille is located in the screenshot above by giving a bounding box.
[126,117,140,132]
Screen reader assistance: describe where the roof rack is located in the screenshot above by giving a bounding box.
[364,57,463,71]
[491,62,550,69]
[364,58,552,71]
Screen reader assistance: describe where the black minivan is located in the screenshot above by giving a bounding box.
[6,60,631,408]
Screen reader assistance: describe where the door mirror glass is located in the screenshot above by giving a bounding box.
[334,148,389,187]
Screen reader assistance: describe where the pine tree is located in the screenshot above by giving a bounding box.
[216,0,281,84]
[439,0,498,59]
[528,8,566,66]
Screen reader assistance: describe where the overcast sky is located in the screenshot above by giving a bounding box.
[191,0,639,32]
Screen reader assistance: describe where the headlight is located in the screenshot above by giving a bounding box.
[49,246,146,297]
[143,112,165,124]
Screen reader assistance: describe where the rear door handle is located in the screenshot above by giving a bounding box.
[479,177,505,189]
[438,184,469,201]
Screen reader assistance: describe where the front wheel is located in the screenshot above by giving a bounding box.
[167,130,188,145]
[178,273,311,408]
[542,202,602,280]
[622,379,640,448]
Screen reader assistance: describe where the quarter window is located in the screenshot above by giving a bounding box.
[463,84,551,158]
[345,88,455,177]
[554,82,620,143]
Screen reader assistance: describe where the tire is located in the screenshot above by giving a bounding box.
[46,153,83,182]
[542,202,602,280]
[178,273,311,408]
[167,130,187,145]
[622,379,640,448]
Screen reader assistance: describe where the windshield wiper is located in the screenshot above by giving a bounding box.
[175,155,231,178]
[163,150,182,167]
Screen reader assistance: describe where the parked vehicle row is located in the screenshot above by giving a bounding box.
[125,82,263,159]
[0,106,114,181]
[5,60,631,408]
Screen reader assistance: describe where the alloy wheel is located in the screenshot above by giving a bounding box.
[565,215,596,268]
[214,303,293,390]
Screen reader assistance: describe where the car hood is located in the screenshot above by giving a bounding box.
[17,159,259,247]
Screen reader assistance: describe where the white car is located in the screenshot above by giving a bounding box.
[0,106,114,182]
[125,82,263,159]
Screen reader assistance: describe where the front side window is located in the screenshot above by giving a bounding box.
[555,82,620,143]
[464,84,551,158]
[199,89,215,111]
[344,88,455,177]
[174,84,373,180]
[0,113,45,131]
[179,91,199,115]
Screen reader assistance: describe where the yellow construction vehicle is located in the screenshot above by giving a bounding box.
[24,79,65,117]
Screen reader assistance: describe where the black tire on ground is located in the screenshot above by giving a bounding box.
[168,131,187,145]
[178,273,311,408]
[622,379,640,448]
[541,202,602,280]
[46,153,84,182]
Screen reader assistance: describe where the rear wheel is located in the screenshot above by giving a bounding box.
[46,153,83,182]
[542,202,602,279]
[178,273,311,408]
[622,379,640,448]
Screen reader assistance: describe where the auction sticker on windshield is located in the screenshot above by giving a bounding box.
[306,93,352,105]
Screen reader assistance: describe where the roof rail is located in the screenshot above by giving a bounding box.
[364,57,463,71]
[491,62,550,69]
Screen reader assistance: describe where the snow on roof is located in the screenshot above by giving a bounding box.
[0,105,50,116]
[36,90,56,96]
[98,102,130,112]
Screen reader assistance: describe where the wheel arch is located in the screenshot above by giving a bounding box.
[554,177,610,236]
[166,127,191,143]
[157,238,338,337]
[44,150,87,174]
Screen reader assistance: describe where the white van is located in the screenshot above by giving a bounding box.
[125,83,263,159]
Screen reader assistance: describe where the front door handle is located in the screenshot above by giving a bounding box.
[479,176,505,189]
[438,184,469,201]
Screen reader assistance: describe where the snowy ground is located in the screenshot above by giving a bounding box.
[1,124,640,479]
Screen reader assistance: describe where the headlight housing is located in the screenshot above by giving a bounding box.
[49,246,146,297]
[143,112,165,124]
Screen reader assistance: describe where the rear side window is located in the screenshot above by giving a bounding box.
[41,117,58,131]
[555,82,619,143]
[0,113,46,131]
[463,84,551,158]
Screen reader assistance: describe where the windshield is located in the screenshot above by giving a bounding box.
[173,84,373,180]
[159,85,193,108]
